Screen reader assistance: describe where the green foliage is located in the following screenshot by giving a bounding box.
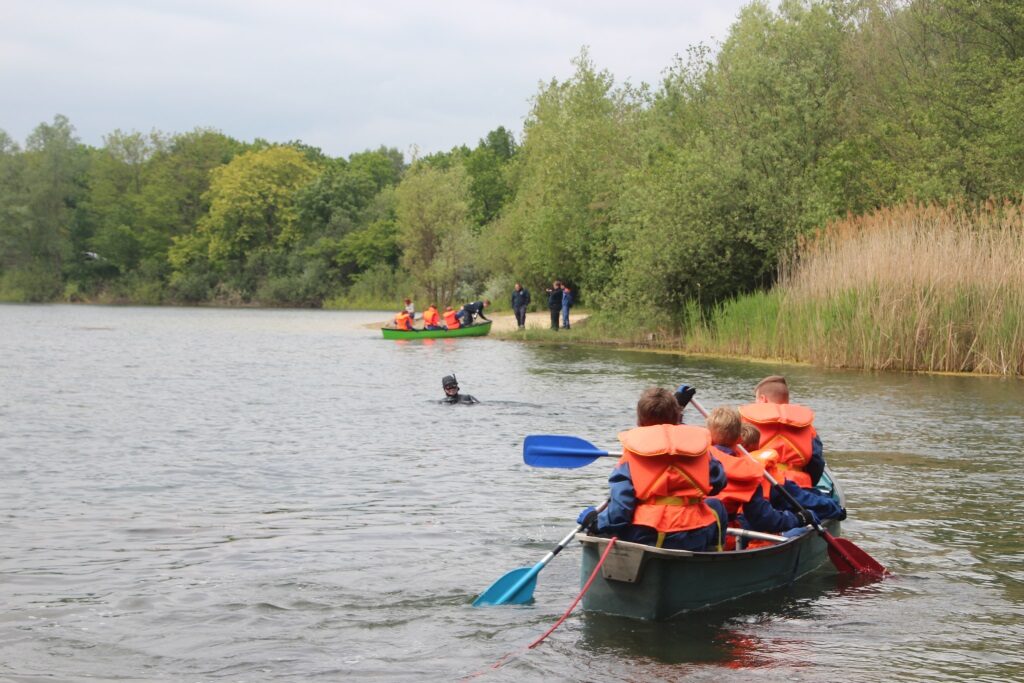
[4,0,1024,331]
[495,49,647,298]
[394,162,477,306]
[168,146,317,301]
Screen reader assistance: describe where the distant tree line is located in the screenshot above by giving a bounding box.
[2,0,1022,324]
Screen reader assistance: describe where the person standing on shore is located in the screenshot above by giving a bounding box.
[546,280,563,331]
[561,284,573,329]
[511,283,531,329]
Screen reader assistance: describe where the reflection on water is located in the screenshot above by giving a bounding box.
[1,304,1022,682]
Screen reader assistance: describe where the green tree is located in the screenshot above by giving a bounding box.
[464,126,517,225]
[169,145,318,300]
[394,163,475,305]
[10,115,89,300]
[495,50,647,297]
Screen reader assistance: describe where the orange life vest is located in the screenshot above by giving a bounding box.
[395,311,413,330]
[739,403,816,488]
[423,306,440,327]
[618,424,719,533]
[710,446,765,517]
[443,309,459,329]
[748,447,781,497]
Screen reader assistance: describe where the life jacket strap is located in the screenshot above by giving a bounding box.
[642,495,703,506]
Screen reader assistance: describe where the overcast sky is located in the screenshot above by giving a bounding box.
[2,0,753,158]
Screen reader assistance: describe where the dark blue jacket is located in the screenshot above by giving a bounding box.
[807,435,825,486]
[461,301,490,320]
[511,288,530,308]
[546,287,563,310]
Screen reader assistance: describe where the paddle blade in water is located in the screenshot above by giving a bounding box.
[473,566,537,606]
[822,531,888,578]
[523,434,612,469]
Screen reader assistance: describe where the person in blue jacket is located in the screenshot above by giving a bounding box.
[577,387,728,552]
[706,407,818,539]
[561,284,573,329]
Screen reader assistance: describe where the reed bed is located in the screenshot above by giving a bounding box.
[686,201,1024,375]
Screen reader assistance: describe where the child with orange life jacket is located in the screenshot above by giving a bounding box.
[739,375,825,489]
[742,422,846,523]
[442,306,460,329]
[706,407,815,547]
[394,309,414,331]
[422,304,442,330]
[577,387,728,552]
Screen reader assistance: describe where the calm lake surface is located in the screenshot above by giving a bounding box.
[1,304,1022,682]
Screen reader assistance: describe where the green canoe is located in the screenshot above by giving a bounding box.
[380,320,492,340]
[578,473,845,620]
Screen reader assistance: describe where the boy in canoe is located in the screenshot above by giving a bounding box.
[739,375,825,488]
[741,423,846,523]
[577,387,728,551]
[422,303,443,330]
[706,407,816,544]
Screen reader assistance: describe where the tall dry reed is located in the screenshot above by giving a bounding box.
[770,200,1024,374]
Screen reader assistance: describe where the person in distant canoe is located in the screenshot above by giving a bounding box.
[511,283,530,330]
[441,374,478,404]
[739,375,825,488]
[576,387,728,551]
[457,299,491,327]
[422,303,442,330]
[705,406,816,548]
[442,305,460,330]
[394,309,414,331]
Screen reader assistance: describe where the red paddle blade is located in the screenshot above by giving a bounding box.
[821,531,888,578]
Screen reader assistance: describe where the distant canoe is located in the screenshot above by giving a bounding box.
[381,320,492,340]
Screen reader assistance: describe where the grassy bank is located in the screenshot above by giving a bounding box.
[503,202,1024,377]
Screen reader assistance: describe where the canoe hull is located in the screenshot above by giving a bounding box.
[578,518,840,620]
[381,321,492,340]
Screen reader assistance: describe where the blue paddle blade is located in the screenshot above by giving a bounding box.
[473,566,537,606]
[523,434,613,469]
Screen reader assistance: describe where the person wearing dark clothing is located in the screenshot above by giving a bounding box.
[440,374,478,404]
[457,300,491,327]
[511,283,531,329]
[545,280,563,331]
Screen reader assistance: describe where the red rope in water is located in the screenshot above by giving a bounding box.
[464,537,619,679]
[526,536,618,650]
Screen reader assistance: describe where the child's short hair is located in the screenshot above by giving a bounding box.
[706,406,742,446]
[740,423,761,451]
[755,375,790,402]
[636,387,681,426]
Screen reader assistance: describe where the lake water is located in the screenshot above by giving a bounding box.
[1,305,1022,681]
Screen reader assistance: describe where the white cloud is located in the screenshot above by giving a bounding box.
[1,0,753,157]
